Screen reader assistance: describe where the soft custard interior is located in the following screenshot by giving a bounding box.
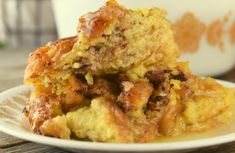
[24,0,234,143]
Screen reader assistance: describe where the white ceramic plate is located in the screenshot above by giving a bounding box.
[0,80,235,153]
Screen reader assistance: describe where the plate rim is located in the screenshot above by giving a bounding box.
[0,79,235,152]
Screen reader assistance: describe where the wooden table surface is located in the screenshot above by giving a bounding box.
[0,50,235,153]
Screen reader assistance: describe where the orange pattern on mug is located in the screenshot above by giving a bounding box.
[207,20,225,52]
[173,12,206,53]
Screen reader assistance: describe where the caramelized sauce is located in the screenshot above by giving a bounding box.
[79,0,125,39]
[48,36,77,64]
[152,117,235,142]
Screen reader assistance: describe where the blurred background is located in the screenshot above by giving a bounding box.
[0,0,58,91]
[0,0,57,48]
[0,0,235,91]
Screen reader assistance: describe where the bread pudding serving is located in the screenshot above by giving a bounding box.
[24,0,234,143]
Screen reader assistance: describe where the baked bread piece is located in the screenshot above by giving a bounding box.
[59,0,179,76]
[66,97,134,143]
[24,0,234,143]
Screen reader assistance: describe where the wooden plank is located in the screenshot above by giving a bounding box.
[0,142,70,153]
[218,67,235,82]
[0,132,27,149]
[0,50,29,92]
[190,142,235,153]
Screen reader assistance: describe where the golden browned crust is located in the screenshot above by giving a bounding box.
[24,36,77,84]
[25,93,63,133]
[79,0,126,39]
[40,115,71,139]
